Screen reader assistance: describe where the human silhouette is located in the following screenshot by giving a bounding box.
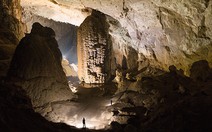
[111,100,113,106]
[82,117,86,128]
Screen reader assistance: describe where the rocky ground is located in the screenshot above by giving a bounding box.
[1,60,212,132]
[109,62,212,132]
[31,60,212,132]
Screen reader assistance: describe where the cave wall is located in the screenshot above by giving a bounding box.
[77,11,111,83]
[0,0,25,40]
[7,23,75,107]
[21,0,212,75]
[0,0,26,76]
[102,0,212,75]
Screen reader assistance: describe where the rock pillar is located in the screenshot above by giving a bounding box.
[77,11,111,83]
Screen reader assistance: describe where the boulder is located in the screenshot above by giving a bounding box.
[7,22,75,107]
[190,60,212,81]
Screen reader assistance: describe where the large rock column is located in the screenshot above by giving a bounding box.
[7,23,75,107]
[77,11,111,83]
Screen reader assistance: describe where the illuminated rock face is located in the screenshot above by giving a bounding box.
[7,23,75,107]
[0,0,25,40]
[21,0,212,75]
[77,11,111,83]
[0,0,26,76]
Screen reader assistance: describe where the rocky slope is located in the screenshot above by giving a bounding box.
[7,22,75,107]
[0,81,82,132]
[109,59,212,132]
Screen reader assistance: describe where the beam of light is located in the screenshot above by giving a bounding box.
[70,63,78,72]
[63,55,66,59]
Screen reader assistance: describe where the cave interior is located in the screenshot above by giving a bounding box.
[0,0,212,132]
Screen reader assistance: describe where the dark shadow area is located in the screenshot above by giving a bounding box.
[109,59,212,132]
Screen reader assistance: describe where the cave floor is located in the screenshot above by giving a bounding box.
[39,84,117,130]
[71,86,114,129]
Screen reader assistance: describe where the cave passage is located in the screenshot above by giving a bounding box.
[23,14,78,71]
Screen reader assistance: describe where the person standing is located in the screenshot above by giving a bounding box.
[82,117,86,128]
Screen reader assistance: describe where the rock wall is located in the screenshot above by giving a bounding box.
[21,0,212,75]
[0,0,25,40]
[0,0,26,76]
[7,23,75,107]
[77,11,111,83]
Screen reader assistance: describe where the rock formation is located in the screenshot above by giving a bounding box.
[0,0,25,40]
[77,11,111,83]
[190,59,212,81]
[0,82,82,132]
[0,0,26,76]
[21,0,212,75]
[7,22,75,107]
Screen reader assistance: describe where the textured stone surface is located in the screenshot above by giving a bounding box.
[0,0,26,76]
[77,11,111,83]
[0,0,25,40]
[21,0,212,75]
[190,59,212,81]
[0,82,82,132]
[7,23,75,107]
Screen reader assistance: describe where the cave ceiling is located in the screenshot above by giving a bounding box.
[21,0,212,74]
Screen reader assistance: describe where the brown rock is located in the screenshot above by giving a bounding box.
[7,23,75,107]
[190,60,211,81]
[77,10,112,83]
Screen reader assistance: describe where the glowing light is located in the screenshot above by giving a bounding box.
[68,81,78,93]
[64,110,113,130]
[70,63,78,72]
[66,118,110,129]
